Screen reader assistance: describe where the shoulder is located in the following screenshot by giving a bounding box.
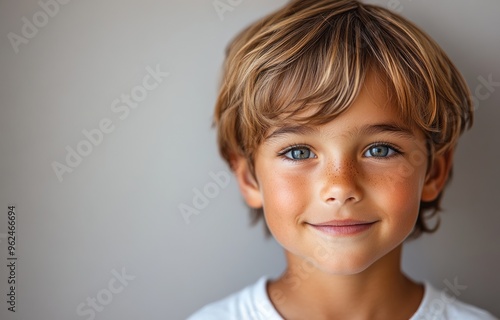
[411,281,498,320]
[187,276,283,320]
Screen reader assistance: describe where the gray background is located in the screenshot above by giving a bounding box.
[0,0,499,319]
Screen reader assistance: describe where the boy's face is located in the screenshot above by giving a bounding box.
[234,71,453,275]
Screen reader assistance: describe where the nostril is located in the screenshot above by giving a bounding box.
[345,197,357,204]
[324,192,360,205]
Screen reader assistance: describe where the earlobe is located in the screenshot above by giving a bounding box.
[421,149,454,202]
[231,155,263,209]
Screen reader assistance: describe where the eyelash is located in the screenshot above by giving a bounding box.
[277,144,314,162]
[277,142,404,162]
[366,141,404,159]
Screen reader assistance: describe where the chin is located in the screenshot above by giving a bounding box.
[314,257,378,276]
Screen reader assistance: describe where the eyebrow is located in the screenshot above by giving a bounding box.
[265,125,320,141]
[264,122,416,142]
[355,123,416,139]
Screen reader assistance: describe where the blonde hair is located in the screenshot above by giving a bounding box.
[213,0,473,237]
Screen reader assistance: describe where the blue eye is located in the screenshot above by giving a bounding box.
[364,144,400,158]
[282,147,316,160]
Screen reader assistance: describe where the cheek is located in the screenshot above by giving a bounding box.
[259,168,311,234]
[371,163,425,231]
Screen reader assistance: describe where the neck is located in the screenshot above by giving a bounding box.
[268,245,424,320]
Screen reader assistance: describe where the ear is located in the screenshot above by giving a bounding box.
[421,148,454,202]
[231,155,263,209]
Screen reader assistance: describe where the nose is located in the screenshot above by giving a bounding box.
[320,159,362,205]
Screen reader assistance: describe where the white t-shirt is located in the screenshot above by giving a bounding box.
[188,276,498,320]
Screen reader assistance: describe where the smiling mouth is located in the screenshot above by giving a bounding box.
[306,220,378,236]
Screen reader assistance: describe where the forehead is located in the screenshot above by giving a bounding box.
[263,70,421,142]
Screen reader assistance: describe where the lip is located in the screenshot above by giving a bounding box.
[306,220,378,236]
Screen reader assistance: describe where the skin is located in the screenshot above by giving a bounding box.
[232,70,454,320]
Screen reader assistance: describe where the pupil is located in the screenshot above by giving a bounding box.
[293,149,309,159]
[372,146,388,156]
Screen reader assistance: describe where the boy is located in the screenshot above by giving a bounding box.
[189,0,497,319]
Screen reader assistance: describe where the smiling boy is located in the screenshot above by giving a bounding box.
[189,0,497,319]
